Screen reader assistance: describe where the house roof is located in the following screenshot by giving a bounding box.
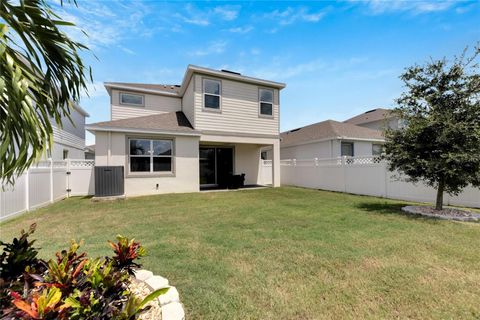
[104,82,181,96]
[281,120,384,146]
[104,65,286,97]
[85,111,200,136]
[344,108,393,125]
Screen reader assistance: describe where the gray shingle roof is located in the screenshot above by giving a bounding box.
[87,112,198,134]
[281,120,384,146]
[344,108,393,125]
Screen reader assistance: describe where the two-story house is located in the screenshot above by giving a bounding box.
[86,65,285,197]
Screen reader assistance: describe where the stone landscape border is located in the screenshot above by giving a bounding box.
[134,269,185,320]
[402,206,480,222]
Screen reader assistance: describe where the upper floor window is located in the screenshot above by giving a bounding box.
[120,93,144,106]
[341,142,354,157]
[259,89,273,116]
[129,138,173,174]
[203,79,221,110]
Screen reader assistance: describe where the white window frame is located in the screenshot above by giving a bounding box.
[258,88,274,118]
[128,138,174,175]
[203,78,221,111]
[120,92,144,107]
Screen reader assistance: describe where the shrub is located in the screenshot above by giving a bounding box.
[0,224,167,319]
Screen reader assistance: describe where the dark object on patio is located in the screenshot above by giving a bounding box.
[229,174,245,189]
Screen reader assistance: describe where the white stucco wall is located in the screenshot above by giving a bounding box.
[234,144,262,185]
[95,131,199,196]
[281,139,383,159]
[281,140,334,159]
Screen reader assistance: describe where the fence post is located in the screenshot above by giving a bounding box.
[50,158,54,203]
[314,158,318,166]
[25,168,30,211]
[67,159,70,198]
[342,156,347,193]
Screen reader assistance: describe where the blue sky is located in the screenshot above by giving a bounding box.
[54,0,480,145]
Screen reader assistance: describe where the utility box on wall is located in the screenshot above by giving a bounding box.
[94,166,124,197]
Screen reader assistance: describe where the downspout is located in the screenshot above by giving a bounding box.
[107,131,111,166]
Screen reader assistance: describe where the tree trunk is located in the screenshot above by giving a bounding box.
[435,179,445,211]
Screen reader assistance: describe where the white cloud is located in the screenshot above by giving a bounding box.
[53,1,150,50]
[190,41,227,57]
[118,45,136,55]
[359,0,456,14]
[228,26,254,34]
[214,5,240,21]
[264,7,326,26]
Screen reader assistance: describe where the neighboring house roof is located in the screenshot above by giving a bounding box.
[104,65,286,97]
[71,102,90,117]
[85,111,200,136]
[85,144,95,152]
[343,108,392,125]
[281,120,384,147]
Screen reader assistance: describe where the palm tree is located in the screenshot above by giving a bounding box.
[0,0,91,183]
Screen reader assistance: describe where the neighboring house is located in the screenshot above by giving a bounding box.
[84,145,95,160]
[86,65,285,196]
[344,108,401,131]
[280,120,384,159]
[49,103,89,160]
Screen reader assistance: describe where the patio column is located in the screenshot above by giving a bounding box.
[272,139,281,187]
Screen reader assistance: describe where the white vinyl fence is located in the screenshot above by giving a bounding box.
[261,157,480,208]
[0,159,95,221]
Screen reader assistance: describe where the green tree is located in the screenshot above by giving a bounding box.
[384,46,480,210]
[0,0,91,183]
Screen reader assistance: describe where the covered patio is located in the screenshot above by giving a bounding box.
[199,133,280,190]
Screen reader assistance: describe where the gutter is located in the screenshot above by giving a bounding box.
[104,83,181,98]
[281,136,385,148]
[85,125,201,137]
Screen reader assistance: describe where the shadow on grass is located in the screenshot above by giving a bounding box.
[355,202,430,221]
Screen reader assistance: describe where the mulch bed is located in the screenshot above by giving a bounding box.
[402,205,480,222]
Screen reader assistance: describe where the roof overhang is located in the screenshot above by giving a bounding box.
[103,65,286,98]
[85,125,201,137]
[179,65,286,96]
[104,83,181,98]
[71,101,89,117]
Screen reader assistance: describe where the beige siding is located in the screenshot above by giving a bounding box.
[182,77,195,127]
[193,74,279,135]
[111,89,181,120]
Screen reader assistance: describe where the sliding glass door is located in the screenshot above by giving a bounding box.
[199,147,234,186]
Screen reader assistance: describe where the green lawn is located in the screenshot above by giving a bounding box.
[1,187,479,319]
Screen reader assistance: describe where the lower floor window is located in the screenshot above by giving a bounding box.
[372,144,384,156]
[129,138,173,173]
[341,142,354,157]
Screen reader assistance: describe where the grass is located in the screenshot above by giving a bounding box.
[1,187,479,319]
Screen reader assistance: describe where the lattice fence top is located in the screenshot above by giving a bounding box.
[278,156,385,167]
[69,159,95,168]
